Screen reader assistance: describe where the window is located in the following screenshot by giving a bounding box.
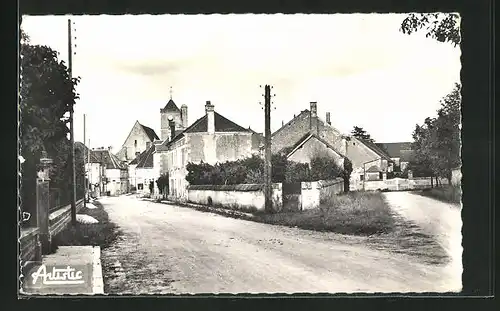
[360,175,364,181]
[134,140,137,147]
[138,183,143,190]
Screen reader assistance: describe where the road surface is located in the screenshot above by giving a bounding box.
[99,195,461,294]
[383,191,462,281]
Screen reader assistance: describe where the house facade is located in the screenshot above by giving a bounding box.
[92,147,129,196]
[154,101,263,201]
[116,121,159,163]
[272,102,393,182]
[375,142,413,171]
[75,142,106,198]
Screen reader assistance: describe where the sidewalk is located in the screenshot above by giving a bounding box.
[21,246,104,295]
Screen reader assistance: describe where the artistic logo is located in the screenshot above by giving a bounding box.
[31,264,85,285]
[21,261,92,294]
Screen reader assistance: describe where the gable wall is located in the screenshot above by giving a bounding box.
[121,123,154,161]
[288,137,345,167]
[271,113,311,154]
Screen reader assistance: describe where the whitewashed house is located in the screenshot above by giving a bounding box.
[92,147,129,196]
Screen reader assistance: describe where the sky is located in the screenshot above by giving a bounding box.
[21,14,461,153]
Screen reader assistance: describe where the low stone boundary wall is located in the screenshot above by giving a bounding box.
[19,228,42,263]
[301,178,344,210]
[187,183,283,212]
[350,177,449,191]
[49,199,84,237]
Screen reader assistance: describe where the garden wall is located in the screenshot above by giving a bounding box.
[187,183,283,212]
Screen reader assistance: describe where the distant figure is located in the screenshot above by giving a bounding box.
[149,181,154,194]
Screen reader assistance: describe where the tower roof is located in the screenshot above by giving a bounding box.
[162,99,180,112]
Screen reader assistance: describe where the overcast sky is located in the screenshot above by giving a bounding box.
[21,14,461,153]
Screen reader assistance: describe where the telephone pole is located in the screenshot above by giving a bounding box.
[83,113,87,208]
[68,18,77,225]
[264,85,272,213]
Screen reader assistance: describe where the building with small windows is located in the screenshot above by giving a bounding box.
[91,147,129,196]
[116,121,160,163]
[154,101,263,201]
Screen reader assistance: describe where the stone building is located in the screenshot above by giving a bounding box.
[272,102,393,182]
[154,101,263,201]
[116,121,159,163]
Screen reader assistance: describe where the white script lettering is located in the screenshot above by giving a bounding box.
[31,265,85,285]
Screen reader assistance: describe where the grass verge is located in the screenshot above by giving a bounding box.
[50,201,121,253]
[164,191,396,236]
[255,191,396,236]
[412,185,462,205]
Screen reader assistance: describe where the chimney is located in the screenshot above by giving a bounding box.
[108,146,112,151]
[181,104,188,128]
[205,101,215,134]
[309,102,318,135]
[169,119,176,141]
[326,112,331,125]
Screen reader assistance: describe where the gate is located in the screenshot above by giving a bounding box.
[282,182,301,212]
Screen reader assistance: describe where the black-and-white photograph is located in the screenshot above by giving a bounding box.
[19,13,463,295]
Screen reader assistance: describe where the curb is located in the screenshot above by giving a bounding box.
[91,246,104,294]
[159,200,256,220]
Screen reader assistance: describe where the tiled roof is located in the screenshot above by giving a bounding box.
[375,142,412,158]
[357,138,393,162]
[162,99,180,112]
[164,111,252,147]
[286,133,346,160]
[271,110,310,137]
[74,142,103,163]
[139,123,160,141]
[366,165,381,173]
[136,144,155,169]
[129,149,148,165]
[91,149,127,170]
[399,149,415,162]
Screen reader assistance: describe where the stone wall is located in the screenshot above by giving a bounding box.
[350,177,449,191]
[301,178,344,210]
[187,183,282,212]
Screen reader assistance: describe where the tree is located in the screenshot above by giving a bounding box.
[409,83,461,184]
[156,173,169,197]
[400,13,460,47]
[351,126,374,143]
[19,32,81,217]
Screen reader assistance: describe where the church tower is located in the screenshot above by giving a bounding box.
[160,88,188,141]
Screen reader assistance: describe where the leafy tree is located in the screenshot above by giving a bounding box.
[351,126,374,143]
[310,155,343,181]
[400,13,460,47]
[156,173,169,195]
[20,31,81,220]
[409,83,461,184]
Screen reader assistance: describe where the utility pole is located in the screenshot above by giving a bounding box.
[68,18,77,225]
[83,113,87,208]
[264,85,272,213]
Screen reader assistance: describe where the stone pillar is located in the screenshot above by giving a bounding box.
[382,172,387,180]
[408,170,413,180]
[36,152,52,254]
[301,181,320,210]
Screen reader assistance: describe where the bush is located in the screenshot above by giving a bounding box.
[256,191,395,235]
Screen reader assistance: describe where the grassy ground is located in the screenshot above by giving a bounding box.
[50,201,121,253]
[255,191,396,236]
[412,185,462,205]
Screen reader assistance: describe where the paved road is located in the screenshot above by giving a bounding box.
[99,195,460,294]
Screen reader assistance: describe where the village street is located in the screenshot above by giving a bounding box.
[99,194,461,294]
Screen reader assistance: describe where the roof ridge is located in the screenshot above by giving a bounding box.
[271,109,310,137]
